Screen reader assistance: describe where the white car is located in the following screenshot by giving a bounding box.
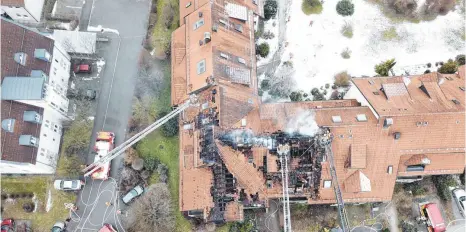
[122,185,144,204]
[452,188,466,217]
[54,180,84,191]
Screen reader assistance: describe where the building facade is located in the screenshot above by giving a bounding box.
[1,0,45,23]
[1,18,71,174]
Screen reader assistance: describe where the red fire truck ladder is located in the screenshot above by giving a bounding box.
[83,98,194,176]
[322,134,350,232]
[277,144,292,232]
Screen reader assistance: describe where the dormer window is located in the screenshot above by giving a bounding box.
[356,114,367,122]
[31,70,48,82]
[234,24,243,32]
[185,1,191,7]
[23,111,42,124]
[19,135,39,147]
[238,57,246,65]
[193,18,205,30]
[14,52,28,66]
[34,49,52,62]
[1,119,16,133]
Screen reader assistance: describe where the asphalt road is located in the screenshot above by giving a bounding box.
[68,0,150,230]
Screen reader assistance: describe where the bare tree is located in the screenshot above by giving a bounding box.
[267,64,296,98]
[126,184,174,232]
[119,167,142,192]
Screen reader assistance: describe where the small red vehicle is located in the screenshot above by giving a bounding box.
[1,219,14,232]
[98,223,117,232]
[74,63,92,74]
[419,203,446,232]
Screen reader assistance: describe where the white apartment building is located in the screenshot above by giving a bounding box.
[1,18,72,174]
[1,0,45,23]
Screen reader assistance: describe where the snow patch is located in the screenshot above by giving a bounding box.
[257,18,280,66]
[46,190,52,212]
[282,0,464,93]
[87,25,120,35]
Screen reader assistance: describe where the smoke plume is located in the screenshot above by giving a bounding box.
[285,110,320,137]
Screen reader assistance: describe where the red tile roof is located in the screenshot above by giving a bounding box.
[1,0,24,7]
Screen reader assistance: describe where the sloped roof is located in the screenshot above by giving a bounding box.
[352,72,465,116]
[216,141,266,199]
[404,154,430,166]
[1,100,43,164]
[52,30,96,54]
[2,77,44,100]
[1,0,24,7]
[1,18,54,82]
[344,170,371,193]
[350,144,367,169]
[219,85,256,128]
[171,25,188,106]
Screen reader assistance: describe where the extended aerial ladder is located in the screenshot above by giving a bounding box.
[277,144,292,232]
[321,132,350,232]
[83,97,194,176]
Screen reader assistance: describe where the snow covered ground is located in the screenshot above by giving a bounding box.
[281,0,465,93]
[257,18,280,66]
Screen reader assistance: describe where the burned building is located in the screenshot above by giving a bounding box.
[172,0,465,223]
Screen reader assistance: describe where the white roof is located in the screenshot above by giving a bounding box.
[225,3,248,21]
[52,30,97,54]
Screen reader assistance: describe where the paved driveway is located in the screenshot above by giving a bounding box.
[68,0,150,230]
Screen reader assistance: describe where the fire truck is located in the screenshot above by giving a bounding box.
[88,132,115,180]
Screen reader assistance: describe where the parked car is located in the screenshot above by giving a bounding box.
[453,188,466,217]
[67,89,97,100]
[51,221,65,232]
[54,179,84,191]
[74,63,92,74]
[99,223,117,232]
[122,185,144,204]
[1,219,14,232]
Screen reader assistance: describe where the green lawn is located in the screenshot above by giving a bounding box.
[1,176,76,232]
[152,0,180,57]
[136,130,192,231]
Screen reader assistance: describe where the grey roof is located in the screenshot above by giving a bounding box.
[2,77,45,100]
[19,135,33,146]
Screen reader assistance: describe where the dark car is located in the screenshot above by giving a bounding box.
[74,63,92,74]
[1,219,14,232]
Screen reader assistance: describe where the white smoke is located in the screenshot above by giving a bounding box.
[285,110,320,137]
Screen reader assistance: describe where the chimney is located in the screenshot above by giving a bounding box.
[204,32,211,43]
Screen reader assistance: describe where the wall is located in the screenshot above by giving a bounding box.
[24,0,44,22]
[0,6,37,22]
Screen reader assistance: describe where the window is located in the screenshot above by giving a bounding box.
[406,165,425,172]
[387,165,393,174]
[373,91,380,95]
[193,18,205,30]
[186,1,191,7]
[460,87,465,91]
[323,180,332,188]
[197,59,206,74]
[43,134,47,137]
[452,99,460,105]
[23,15,28,17]
[332,116,342,123]
[219,19,227,25]
[220,53,229,59]
[16,13,21,17]
[55,59,58,63]
[238,57,246,65]
[356,114,367,122]
[234,24,243,32]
